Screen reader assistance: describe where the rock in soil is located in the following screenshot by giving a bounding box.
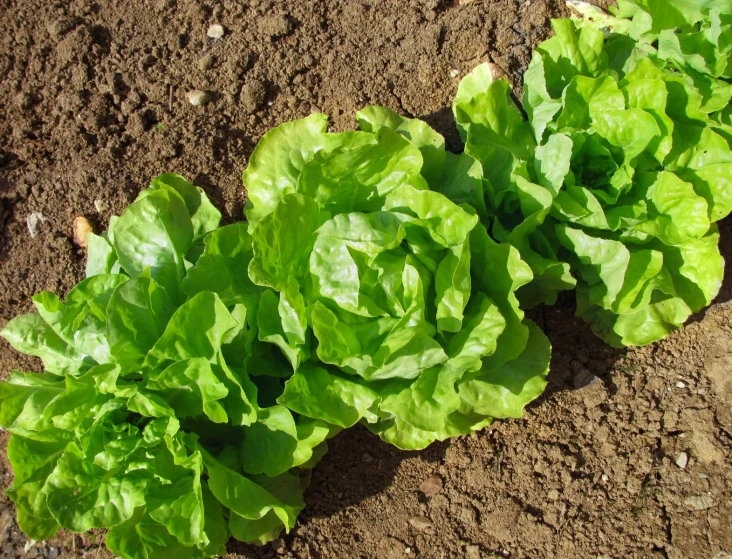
[207,23,225,39]
[187,90,210,106]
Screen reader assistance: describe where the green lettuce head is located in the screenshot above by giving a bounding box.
[569,0,732,133]
[0,175,332,558]
[452,19,732,347]
[243,112,550,450]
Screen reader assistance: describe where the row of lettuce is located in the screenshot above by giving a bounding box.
[1,1,731,557]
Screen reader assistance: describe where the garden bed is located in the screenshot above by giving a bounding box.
[0,0,730,558]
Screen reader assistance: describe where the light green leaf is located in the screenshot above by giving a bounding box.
[44,442,150,531]
[107,273,175,372]
[148,173,222,247]
[85,232,119,278]
[278,364,380,428]
[6,435,67,540]
[240,405,298,477]
[0,313,94,376]
[113,188,193,304]
[244,113,332,229]
[458,322,550,418]
[106,507,202,559]
[182,223,263,308]
[146,358,229,423]
[356,105,446,186]
[145,292,238,371]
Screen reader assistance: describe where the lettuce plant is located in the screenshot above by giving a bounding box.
[243,112,550,450]
[569,0,732,101]
[0,175,333,558]
[451,20,732,346]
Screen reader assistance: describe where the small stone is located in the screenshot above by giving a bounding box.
[676,381,686,388]
[94,199,104,212]
[207,24,225,39]
[23,540,36,553]
[676,452,688,469]
[573,369,600,389]
[187,90,210,106]
[362,452,374,463]
[547,489,560,500]
[73,216,94,248]
[240,80,267,113]
[449,68,459,77]
[27,212,47,238]
[601,474,609,482]
[684,495,714,510]
[419,474,443,497]
[408,515,433,530]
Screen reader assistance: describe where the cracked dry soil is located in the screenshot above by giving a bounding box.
[0,0,730,558]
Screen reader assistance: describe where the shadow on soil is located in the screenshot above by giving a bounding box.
[230,426,448,556]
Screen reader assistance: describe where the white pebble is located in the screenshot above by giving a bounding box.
[601,474,609,482]
[450,68,459,77]
[26,212,47,238]
[94,199,104,212]
[187,90,210,106]
[676,381,686,388]
[23,540,36,553]
[676,452,688,469]
[207,24,225,39]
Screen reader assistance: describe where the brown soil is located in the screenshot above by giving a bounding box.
[0,1,730,558]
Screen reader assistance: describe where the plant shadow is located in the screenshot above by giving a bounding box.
[526,296,627,406]
[229,425,448,557]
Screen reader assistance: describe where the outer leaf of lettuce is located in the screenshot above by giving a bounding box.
[0,314,95,376]
[113,188,193,305]
[355,105,446,187]
[43,441,150,531]
[243,113,332,230]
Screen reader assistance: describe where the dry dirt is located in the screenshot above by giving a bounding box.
[0,0,730,558]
